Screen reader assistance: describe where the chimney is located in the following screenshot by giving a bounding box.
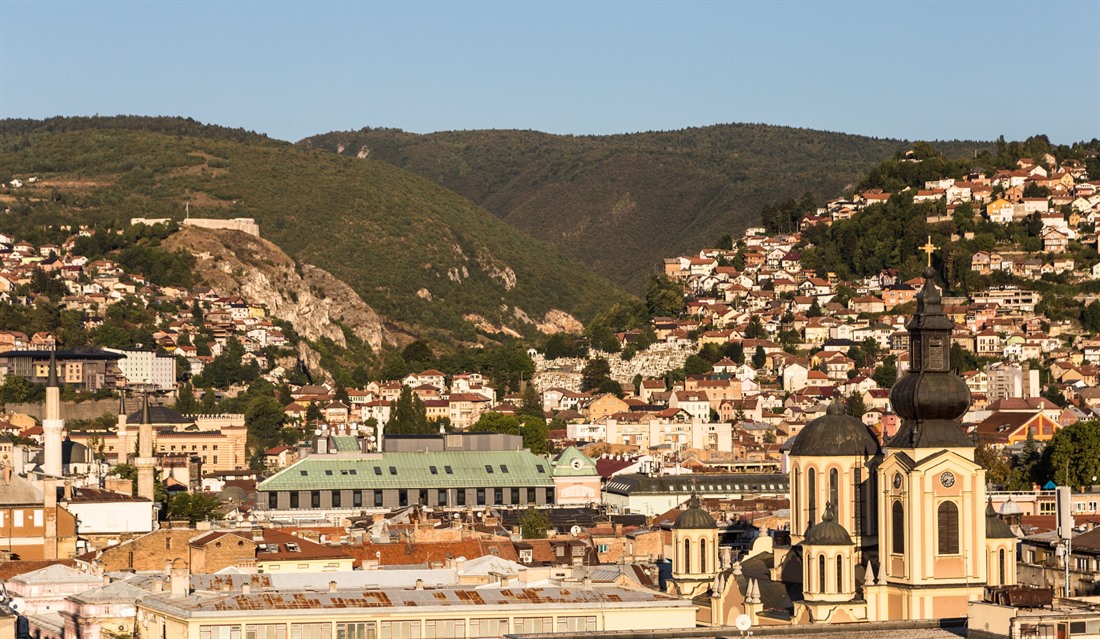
[328,580,338,593]
[63,480,72,501]
[241,583,251,595]
[153,579,164,593]
[415,579,424,591]
[169,560,190,598]
[583,576,592,590]
[613,523,623,535]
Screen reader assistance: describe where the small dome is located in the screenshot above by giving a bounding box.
[987,501,1016,539]
[788,397,880,457]
[673,493,716,530]
[999,497,1021,516]
[804,503,853,546]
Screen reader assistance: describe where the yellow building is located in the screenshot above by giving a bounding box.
[707,268,1019,627]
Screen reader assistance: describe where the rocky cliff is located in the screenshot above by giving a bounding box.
[164,227,398,357]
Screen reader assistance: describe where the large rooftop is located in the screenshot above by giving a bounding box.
[258,450,556,492]
[603,473,789,496]
[140,585,691,617]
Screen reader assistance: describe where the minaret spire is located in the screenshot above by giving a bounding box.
[135,392,156,502]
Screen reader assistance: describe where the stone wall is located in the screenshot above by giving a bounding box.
[7,397,142,422]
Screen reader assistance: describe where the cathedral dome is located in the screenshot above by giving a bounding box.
[673,493,716,529]
[788,397,880,458]
[803,503,852,546]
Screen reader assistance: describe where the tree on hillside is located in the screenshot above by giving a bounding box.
[645,275,684,318]
[1083,302,1100,334]
[519,384,544,419]
[872,355,898,388]
[581,357,612,392]
[387,386,432,435]
[245,395,285,453]
[846,392,866,418]
[684,355,712,375]
[402,340,434,366]
[751,346,766,370]
[745,316,767,339]
[1037,419,1100,487]
[471,412,521,436]
[588,324,621,353]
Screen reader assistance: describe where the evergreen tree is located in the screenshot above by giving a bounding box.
[751,346,767,370]
[387,386,431,434]
[519,384,544,419]
[846,391,867,418]
[305,401,323,423]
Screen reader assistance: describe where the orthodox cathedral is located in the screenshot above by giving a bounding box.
[668,267,1019,625]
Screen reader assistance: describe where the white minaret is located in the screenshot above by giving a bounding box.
[135,393,156,502]
[42,348,64,477]
[115,392,130,463]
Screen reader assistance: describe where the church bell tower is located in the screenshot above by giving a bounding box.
[871,253,989,621]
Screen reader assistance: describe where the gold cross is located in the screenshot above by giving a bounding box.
[920,235,938,267]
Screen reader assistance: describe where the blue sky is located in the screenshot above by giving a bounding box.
[1,1,1098,143]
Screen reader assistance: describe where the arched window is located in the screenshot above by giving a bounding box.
[853,467,863,535]
[999,548,1006,584]
[818,554,826,593]
[829,468,839,513]
[938,502,959,555]
[793,468,801,530]
[836,554,844,593]
[891,501,905,554]
[683,539,692,573]
[700,538,708,574]
[808,469,817,525]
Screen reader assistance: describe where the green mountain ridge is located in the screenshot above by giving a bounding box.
[0,116,629,343]
[300,124,993,291]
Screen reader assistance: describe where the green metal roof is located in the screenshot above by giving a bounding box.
[550,446,598,477]
[258,451,555,492]
[331,436,361,452]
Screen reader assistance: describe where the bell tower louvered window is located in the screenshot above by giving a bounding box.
[938,501,959,554]
[891,500,905,554]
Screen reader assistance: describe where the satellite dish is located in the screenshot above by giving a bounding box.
[734,614,752,631]
[570,525,582,536]
[9,598,25,614]
[452,513,460,519]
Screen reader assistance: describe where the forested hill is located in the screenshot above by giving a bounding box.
[300,124,990,291]
[0,116,629,343]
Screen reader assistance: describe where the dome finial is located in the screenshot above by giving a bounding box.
[822,501,836,523]
[827,396,845,416]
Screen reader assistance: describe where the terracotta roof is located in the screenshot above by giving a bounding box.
[344,540,518,568]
